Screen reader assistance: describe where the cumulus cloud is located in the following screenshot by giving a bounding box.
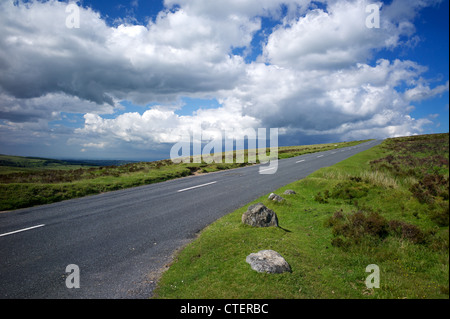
[229,57,439,140]
[404,80,449,101]
[0,0,249,106]
[261,0,439,70]
[76,101,260,146]
[0,0,448,158]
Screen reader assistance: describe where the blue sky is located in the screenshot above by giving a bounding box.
[407,1,449,128]
[0,0,448,160]
[79,0,165,24]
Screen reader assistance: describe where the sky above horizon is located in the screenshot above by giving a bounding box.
[0,0,448,160]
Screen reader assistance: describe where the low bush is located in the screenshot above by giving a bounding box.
[387,220,427,244]
[314,180,370,204]
[328,210,428,247]
[410,173,449,204]
[428,201,450,226]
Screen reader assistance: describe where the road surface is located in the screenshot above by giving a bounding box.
[0,140,382,298]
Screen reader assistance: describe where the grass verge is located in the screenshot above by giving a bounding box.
[153,133,449,299]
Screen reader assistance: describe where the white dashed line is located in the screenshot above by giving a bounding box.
[0,224,45,238]
[259,167,277,173]
[177,181,217,193]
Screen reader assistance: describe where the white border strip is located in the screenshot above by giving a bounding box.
[177,181,217,193]
[0,224,45,238]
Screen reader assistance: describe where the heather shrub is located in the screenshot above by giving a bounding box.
[329,210,389,246]
[410,173,449,204]
[328,210,429,247]
[428,201,450,226]
[330,181,370,201]
[388,220,427,244]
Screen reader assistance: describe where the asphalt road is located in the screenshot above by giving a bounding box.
[0,140,382,299]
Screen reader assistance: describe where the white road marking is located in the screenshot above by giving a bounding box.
[296,160,305,163]
[317,155,324,158]
[177,181,217,193]
[0,224,45,238]
[259,167,277,173]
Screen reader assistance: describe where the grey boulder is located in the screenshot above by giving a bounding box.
[242,203,278,227]
[246,250,291,274]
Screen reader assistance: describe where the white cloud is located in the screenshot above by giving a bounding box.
[261,0,431,70]
[82,142,107,149]
[76,101,260,146]
[164,0,311,20]
[227,58,434,139]
[404,80,449,101]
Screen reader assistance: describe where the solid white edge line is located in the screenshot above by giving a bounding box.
[177,181,217,193]
[0,224,45,238]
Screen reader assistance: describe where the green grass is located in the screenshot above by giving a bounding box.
[0,140,369,211]
[153,133,449,299]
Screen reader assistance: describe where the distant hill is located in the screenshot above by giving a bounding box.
[0,154,137,173]
[0,154,95,168]
[58,159,139,167]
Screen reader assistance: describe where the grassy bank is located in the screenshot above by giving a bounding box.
[153,133,449,299]
[0,140,367,211]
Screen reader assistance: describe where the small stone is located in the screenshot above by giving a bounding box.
[268,193,284,202]
[246,250,291,274]
[283,190,296,195]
